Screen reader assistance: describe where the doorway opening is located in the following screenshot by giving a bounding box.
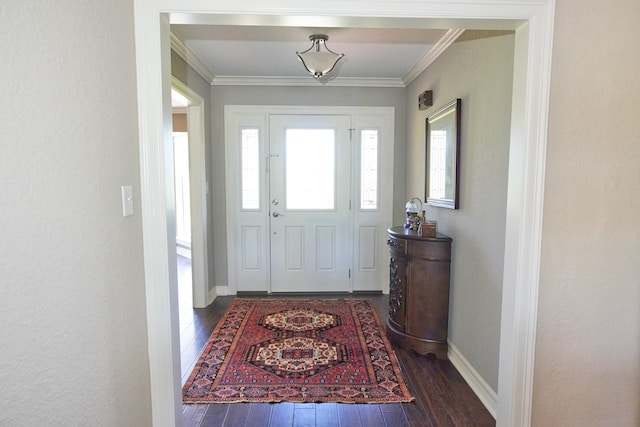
[171,78,210,309]
[133,4,554,426]
[171,88,200,383]
[172,87,193,310]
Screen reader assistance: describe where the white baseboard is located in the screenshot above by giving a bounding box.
[448,341,497,419]
[207,287,218,306]
[215,285,230,296]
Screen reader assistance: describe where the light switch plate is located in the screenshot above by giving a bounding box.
[121,185,134,217]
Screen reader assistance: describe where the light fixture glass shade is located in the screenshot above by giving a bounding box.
[405,198,423,214]
[405,200,419,214]
[296,34,344,79]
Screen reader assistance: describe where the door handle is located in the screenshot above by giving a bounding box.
[272,212,285,218]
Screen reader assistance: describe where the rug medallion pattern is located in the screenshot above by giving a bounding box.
[182,299,414,404]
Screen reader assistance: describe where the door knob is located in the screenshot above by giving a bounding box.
[272,212,284,218]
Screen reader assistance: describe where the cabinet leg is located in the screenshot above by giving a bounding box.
[386,321,448,360]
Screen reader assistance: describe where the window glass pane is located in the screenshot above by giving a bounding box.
[429,130,448,199]
[360,130,378,210]
[285,129,335,210]
[241,128,260,210]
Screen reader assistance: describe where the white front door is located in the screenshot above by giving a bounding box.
[225,105,394,295]
[268,114,352,292]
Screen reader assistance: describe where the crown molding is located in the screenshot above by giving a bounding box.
[210,75,406,87]
[402,28,466,86]
[170,32,216,83]
[170,28,463,88]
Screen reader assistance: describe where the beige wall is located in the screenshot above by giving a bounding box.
[209,85,407,287]
[3,1,639,425]
[406,32,515,391]
[533,0,640,425]
[0,1,152,426]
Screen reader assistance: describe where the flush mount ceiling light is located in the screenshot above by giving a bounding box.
[296,34,345,79]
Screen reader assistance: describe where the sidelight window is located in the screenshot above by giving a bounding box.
[241,128,260,210]
[360,129,379,210]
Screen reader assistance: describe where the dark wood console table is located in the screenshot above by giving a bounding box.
[386,226,452,359]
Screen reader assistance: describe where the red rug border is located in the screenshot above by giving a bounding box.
[182,298,414,404]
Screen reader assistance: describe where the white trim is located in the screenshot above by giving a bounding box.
[171,76,211,309]
[224,105,394,294]
[133,10,182,427]
[208,287,219,304]
[497,7,555,424]
[449,341,498,419]
[133,2,554,426]
[170,32,216,83]
[402,28,466,85]
[223,106,268,295]
[211,75,406,87]
[215,285,230,296]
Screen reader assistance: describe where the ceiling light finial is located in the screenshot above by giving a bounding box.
[296,34,345,79]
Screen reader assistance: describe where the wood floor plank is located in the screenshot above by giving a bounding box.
[293,407,315,427]
[246,403,273,426]
[295,403,316,409]
[357,404,385,427]
[223,402,250,426]
[178,279,496,427]
[270,402,295,427]
[402,402,434,427]
[200,404,229,427]
[182,404,208,427]
[381,409,410,427]
[379,403,404,413]
[398,348,495,427]
[315,403,339,427]
[337,404,363,427]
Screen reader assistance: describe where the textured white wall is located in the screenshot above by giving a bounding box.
[533,0,640,425]
[0,1,152,425]
[405,32,515,392]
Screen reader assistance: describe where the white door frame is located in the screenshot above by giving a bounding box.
[224,105,395,295]
[133,2,555,426]
[171,77,210,308]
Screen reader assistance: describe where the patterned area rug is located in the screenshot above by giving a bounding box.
[183,298,414,404]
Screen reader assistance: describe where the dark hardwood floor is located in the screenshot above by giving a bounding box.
[177,255,495,427]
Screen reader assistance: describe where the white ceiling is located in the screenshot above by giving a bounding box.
[170,25,463,87]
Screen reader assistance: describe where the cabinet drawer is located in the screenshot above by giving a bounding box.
[386,236,406,254]
[407,240,451,261]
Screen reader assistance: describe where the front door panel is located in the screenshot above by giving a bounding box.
[269,114,352,292]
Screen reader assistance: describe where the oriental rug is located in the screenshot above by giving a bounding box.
[182,298,414,404]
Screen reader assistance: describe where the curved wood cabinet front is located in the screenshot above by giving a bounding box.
[386,226,452,359]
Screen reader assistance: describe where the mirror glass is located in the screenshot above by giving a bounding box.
[425,99,461,209]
